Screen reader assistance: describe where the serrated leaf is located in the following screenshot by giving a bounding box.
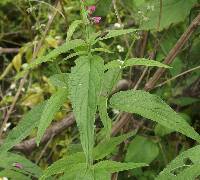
[105,58,170,70]
[60,160,147,180]
[156,145,200,180]
[36,88,68,145]
[40,152,85,180]
[94,160,147,173]
[16,39,86,79]
[110,90,200,142]
[0,152,42,178]
[93,131,137,160]
[69,55,104,165]
[66,20,83,42]
[0,102,46,153]
[100,29,138,40]
[49,73,68,88]
[124,58,170,68]
[0,169,31,180]
[59,163,88,180]
[12,53,22,72]
[125,135,159,164]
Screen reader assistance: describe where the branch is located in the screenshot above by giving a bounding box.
[144,12,200,91]
[0,47,19,54]
[13,114,75,153]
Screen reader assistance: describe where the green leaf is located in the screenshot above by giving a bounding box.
[101,68,121,96]
[94,131,137,160]
[125,135,159,164]
[0,152,42,178]
[16,39,86,79]
[59,163,88,180]
[105,58,170,70]
[40,152,85,180]
[124,58,171,68]
[0,102,46,153]
[69,55,104,165]
[110,90,200,142]
[49,73,69,88]
[0,169,31,180]
[104,60,123,70]
[139,0,197,31]
[36,88,68,145]
[174,164,200,180]
[98,96,112,139]
[12,53,22,72]
[100,29,138,40]
[66,20,83,42]
[156,145,200,179]
[94,160,147,173]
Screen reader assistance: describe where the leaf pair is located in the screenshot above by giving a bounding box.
[40,131,144,180]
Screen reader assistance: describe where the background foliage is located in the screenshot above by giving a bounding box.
[0,0,200,179]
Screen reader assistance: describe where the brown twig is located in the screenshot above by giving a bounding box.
[12,114,75,153]
[0,47,19,54]
[144,12,200,91]
[155,65,200,88]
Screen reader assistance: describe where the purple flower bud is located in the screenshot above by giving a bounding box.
[91,16,102,24]
[13,162,23,169]
[87,5,96,15]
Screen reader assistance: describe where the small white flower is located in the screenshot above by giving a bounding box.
[10,83,16,89]
[117,59,124,64]
[21,88,25,92]
[114,23,121,28]
[3,122,11,132]
[117,45,124,52]
[3,177,9,180]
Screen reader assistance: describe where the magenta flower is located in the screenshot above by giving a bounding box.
[91,16,101,24]
[13,162,23,169]
[87,5,96,15]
